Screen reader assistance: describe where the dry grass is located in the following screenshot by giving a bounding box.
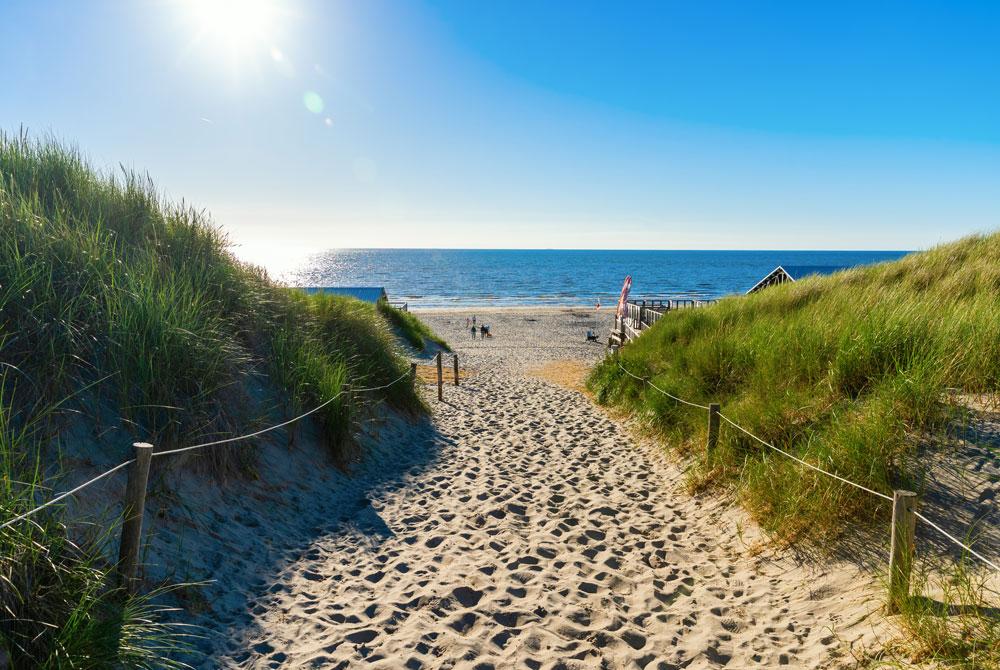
[528,360,592,393]
[414,363,473,384]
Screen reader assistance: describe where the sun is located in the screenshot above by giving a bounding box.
[178,0,281,57]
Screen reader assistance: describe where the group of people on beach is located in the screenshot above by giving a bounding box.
[466,315,492,339]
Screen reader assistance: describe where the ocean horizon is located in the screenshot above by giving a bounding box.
[288,248,911,309]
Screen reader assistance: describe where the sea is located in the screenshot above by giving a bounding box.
[288,249,910,309]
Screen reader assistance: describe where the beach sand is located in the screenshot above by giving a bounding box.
[167,308,888,668]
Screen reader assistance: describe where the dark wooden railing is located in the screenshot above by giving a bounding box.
[609,298,716,347]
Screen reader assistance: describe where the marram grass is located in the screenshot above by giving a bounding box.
[591,236,1000,540]
[0,131,439,666]
[377,301,451,352]
[589,233,1000,667]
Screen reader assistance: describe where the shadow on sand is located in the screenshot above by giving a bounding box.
[164,408,452,666]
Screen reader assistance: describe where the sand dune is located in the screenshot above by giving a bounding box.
[198,308,886,668]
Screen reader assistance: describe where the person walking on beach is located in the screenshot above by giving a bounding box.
[470,323,477,339]
[466,317,470,329]
[480,324,486,339]
[472,315,477,327]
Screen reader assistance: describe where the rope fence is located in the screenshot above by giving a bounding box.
[0,460,135,531]
[616,360,711,410]
[716,412,892,502]
[614,357,998,610]
[153,369,412,458]
[914,511,1000,573]
[5,342,995,609]
[0,366,419,592]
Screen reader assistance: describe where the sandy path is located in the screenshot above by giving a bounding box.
[215,309,884,669]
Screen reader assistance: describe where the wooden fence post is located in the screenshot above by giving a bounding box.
[436,352,443,401]
[888,489,917,613]
[453,353,460,386]
[410,362,417,382]
[706,403,720,459]
[117,442,154,594]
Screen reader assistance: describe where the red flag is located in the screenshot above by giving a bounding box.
[615,275,632,319]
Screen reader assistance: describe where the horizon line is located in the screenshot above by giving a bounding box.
[246,247,916,253]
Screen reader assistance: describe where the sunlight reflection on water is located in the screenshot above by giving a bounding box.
[269,249,909,308]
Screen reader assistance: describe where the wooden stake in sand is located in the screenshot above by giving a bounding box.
[436,352,444,401]
[411,362,417,382]
[117,442,153,594]
[888,489,917,613]
[453,354,460,386]
[706,403,720,459]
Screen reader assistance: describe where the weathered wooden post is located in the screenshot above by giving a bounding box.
[888,489,917,613]
[410,362,418,382]
[706,403,720,459]
[117,442,154,594]
[453,353,460,386]
[619,317,627,345]
[436,352,443,401]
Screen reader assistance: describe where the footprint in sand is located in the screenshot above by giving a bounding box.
[202,310,885,670]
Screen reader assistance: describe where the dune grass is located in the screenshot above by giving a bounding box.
[590,234,1000,540]
[377,301,451,352]
[0,131,433,666]
[589,233,1000,666]
[884,564,1000,669]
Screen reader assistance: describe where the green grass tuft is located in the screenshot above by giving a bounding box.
[589,233,1000,665]
[590,235,1000,540]
[377,301,451,352]
[0,131,429,665]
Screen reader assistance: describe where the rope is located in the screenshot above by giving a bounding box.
[1,369,413,528]
[0,459,135,531]
[153,369,412,458]
[618,357,998,572]
[914,511,1000,573]
[717,413,893,502]
[617,357,1000,571]
[617,361,712,410]
[647,379,712,411]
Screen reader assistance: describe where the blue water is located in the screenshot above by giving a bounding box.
[290,249,910,308]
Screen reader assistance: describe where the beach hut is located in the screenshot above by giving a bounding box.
[300,286,389,303]
[745,265,852,294]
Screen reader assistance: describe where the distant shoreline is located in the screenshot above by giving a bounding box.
[288,249,910,312]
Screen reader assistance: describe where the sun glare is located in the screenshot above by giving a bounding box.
[179,0,280,56]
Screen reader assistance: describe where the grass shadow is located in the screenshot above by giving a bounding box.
[152,411,451,665]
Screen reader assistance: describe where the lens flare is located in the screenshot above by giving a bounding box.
[303,91,324,114]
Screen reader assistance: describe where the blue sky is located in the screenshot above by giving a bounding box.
[1,0,998,267]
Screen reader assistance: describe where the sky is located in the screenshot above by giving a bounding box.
[2,0,999,268]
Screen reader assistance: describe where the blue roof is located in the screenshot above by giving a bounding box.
[299,286,388,303]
